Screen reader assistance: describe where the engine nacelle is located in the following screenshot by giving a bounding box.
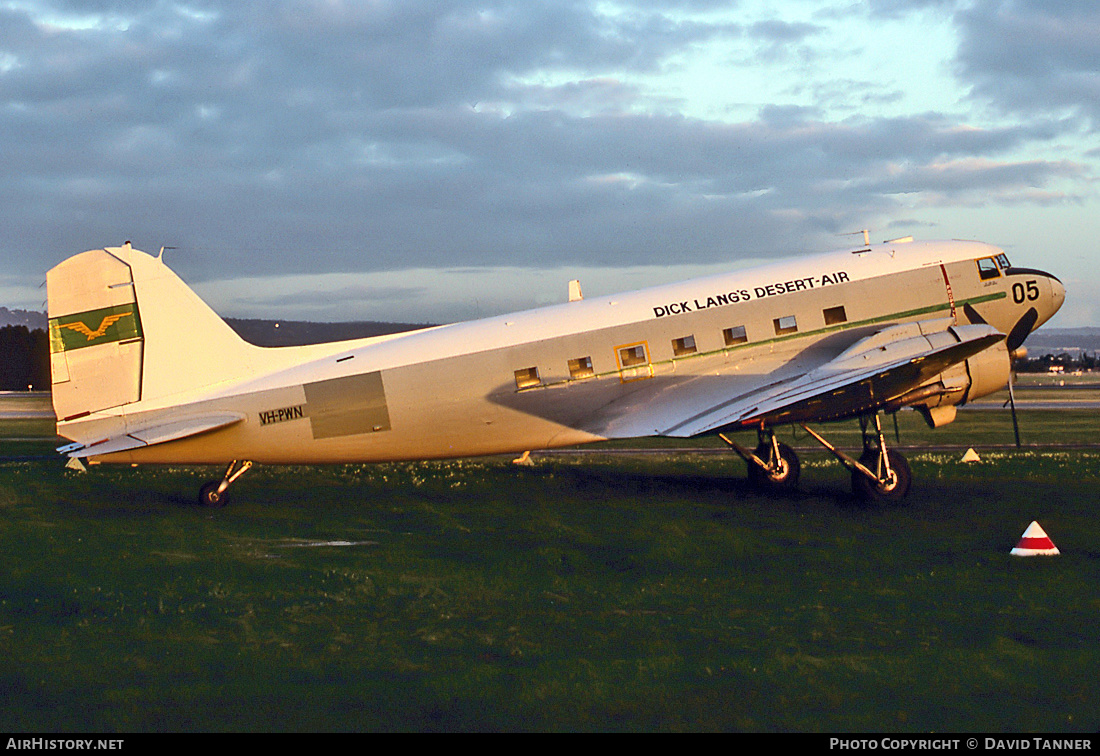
[962,338,1013,402]
[905,338,1011,428]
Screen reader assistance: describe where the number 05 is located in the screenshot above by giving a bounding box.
[1012,280,1039,304]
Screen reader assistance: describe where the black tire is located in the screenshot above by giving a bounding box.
[747,442,800,492]
[852,448,911,503]
[199,481,229,508]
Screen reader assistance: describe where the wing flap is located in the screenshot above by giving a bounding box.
[62,413,244,458]
[659,323,1005,437]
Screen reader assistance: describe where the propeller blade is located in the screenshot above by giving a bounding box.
[1006,369,1021,448]
[1006,307,1039,352]
[962,303,988,325]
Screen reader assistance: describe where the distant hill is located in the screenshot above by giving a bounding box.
[223,318,434,346]
[1023,328,1100,355]
[0,308,46,330]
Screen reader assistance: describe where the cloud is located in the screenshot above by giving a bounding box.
[745,19,823,63]
[193,260,746,323]
[858,157,1086,205]
[2,0,1096,326]
[0,1,741,274]
[859,0,964,19]
[955,0,1100,127]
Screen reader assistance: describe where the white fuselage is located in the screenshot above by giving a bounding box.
[54,239,1062,465]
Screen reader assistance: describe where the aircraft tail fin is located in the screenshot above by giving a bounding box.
[47,243,255,421]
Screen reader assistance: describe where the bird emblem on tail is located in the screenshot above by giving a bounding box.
[58,312,132,341]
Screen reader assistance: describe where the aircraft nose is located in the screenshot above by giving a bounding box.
[1048,273,1065,318]
[1003,268,1064,352]
[1033,270,1065,327]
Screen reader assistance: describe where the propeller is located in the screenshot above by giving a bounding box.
[964,304,1037,448]
[1003,308,1038,448]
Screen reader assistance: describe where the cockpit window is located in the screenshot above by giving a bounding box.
[977,257,1000,280]
[996,253,1011,269]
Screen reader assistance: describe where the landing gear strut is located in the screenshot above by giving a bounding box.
[199,460,253,507]
[719,426,800,493]
[721,412,913,502]
[801,413,911,503]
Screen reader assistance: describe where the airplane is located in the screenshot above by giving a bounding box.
[45,238,1063,506]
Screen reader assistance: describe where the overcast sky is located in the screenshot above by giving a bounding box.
[2,0,1098,325]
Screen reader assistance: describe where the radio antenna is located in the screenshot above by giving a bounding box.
[840,229,870,246]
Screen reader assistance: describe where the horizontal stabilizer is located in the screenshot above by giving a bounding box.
[61,413,244,459]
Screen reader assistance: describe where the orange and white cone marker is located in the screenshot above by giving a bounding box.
[1010,521,1060,557]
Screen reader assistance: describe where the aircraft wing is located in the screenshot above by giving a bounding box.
[651,322,1005,437]
[59,413,244,459]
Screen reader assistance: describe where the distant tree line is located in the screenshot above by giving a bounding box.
[1016,352,1098,372]
[0,326,50,391]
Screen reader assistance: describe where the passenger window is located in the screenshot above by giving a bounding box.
[773,315,798,335]
[977,258,1000,280]
[672,335,697,356]
[723,325,748,346]
[568,356,594,379]
[823,306,847,325]
[514,366,540,389]
[618,344,648,368]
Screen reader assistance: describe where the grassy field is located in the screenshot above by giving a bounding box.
[2,400,1100,732]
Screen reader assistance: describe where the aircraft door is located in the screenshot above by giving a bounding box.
[615,341,652,382]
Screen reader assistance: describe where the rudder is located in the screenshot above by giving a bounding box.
[48,247,145,420]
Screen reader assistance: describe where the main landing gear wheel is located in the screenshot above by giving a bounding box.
[852,448,911,503]
[717,430,802,494]
[797,413,914,503]
[747,441,801,492]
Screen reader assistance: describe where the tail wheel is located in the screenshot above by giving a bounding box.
[197,460,252,508]
[199,481,229,508]
[852,449,911,503]
[748,442,800,491]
